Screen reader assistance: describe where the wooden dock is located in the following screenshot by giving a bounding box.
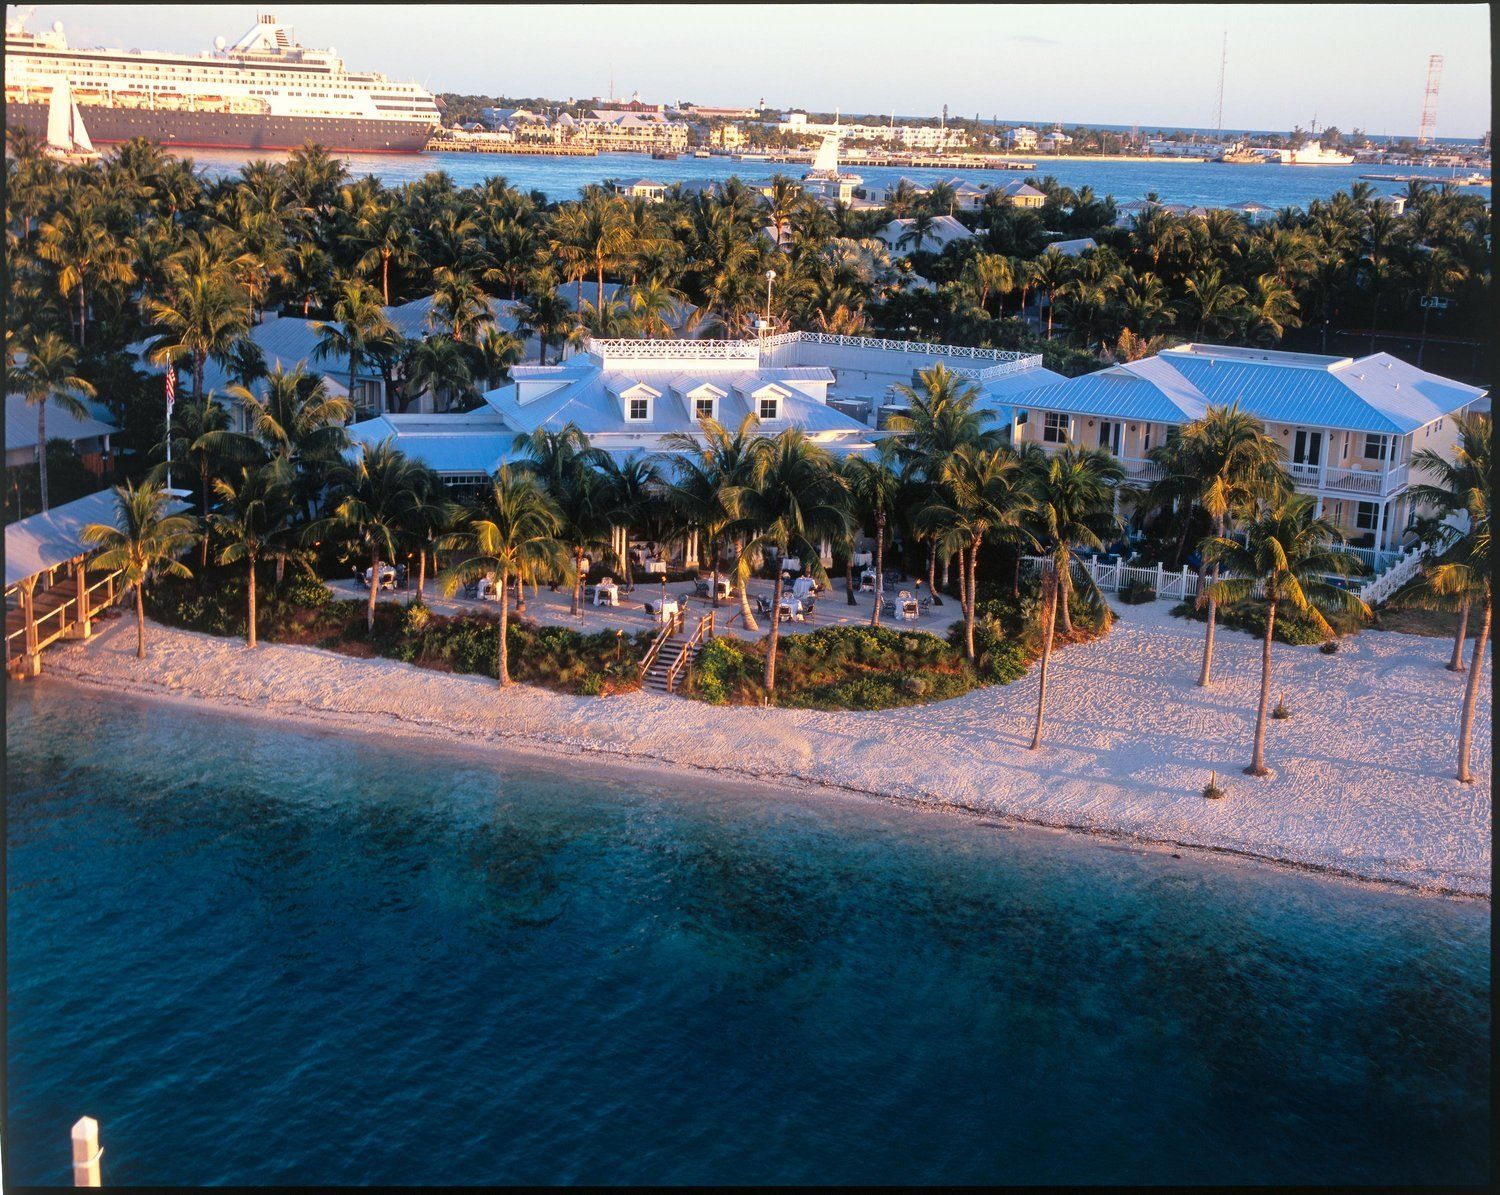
[425,136,597,156]
[5,561,125,679]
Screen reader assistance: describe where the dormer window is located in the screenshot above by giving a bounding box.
[695,396,716,420]
[759,396,780,420]
[628,397,650,421]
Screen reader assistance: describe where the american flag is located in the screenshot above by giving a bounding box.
[165,366,176,418]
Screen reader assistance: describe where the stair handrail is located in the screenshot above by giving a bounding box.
[636,606,684,680]
[664,611,715,693]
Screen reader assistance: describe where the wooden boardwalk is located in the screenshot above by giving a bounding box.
[5,563,124,679]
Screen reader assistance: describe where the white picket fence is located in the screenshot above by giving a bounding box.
[1022,544,1426,605]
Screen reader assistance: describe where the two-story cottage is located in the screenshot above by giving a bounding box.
[1008,343,1488,568]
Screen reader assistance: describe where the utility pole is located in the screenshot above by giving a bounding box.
[1418,54,1443,146]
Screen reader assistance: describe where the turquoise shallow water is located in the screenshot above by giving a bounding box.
[179,146,1488,209]
[4,683,1490,1185]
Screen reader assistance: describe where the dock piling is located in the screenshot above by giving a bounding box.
[71,1116,102,1187]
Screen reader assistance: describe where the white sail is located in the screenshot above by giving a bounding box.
[45,82,70,149]
[810,132,840,175]
[69,99,94,152]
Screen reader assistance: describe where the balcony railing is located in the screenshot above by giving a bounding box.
[1288,461,1410,496]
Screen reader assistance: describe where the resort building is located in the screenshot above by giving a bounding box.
[990,179,1047,208]
[575,109,689,152]
[875,214,975,254]
[776,112,968,151]
[1045,236,1099,257]
[1007,343,1489,565]
[610,178,669,203]
[5,393,118,474]
[1007,126,1039,151]
[345,332,1052,488]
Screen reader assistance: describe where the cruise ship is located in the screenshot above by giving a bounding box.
[1278,140,1356,166]
[4,11,440,153]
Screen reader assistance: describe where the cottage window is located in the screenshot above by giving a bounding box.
[759,397,780,420]
[695,397,716,420]
[628,397,650,421]
[1363,433,1388,461]
[1355,501,1379,531]
[1042,412,1069,444]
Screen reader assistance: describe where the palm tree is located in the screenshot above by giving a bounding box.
[1201,498,1369,776]
[353,195,412,305]
[512,424,605,616]
[658,420,745,613]
[313,276,394,413]
[307,440,422,634]
[228,363,354,477]
[405,335,476,412]
[1029,446,1123,636]
[472,325,525,390]
[1181,265,1248,338]
[79,480,197,660]
[727,429,850,695]
[515,285,579,366]
[1149,405,1292,686]
[437,469,568,685]
[7,332,97,513]
[842,443,903,628]
[35,205,136,347]
[898,210,939,256]
[1362,201,1402,351]
[429,265,491,343]
[1402,413,1492,674]
[922,445,1035,659]
[1027,248,1072,339]
[211,461,299,648]
[144,267,251,403]
[593,452,663,592]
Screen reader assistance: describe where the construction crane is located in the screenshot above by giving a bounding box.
[1418,54,1443,146]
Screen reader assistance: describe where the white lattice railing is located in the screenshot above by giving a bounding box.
[584,337,761,362]
[1357,545,1424,605]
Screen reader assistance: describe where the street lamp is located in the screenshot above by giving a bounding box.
[764,268,776,331]
[1417,293,1451,368]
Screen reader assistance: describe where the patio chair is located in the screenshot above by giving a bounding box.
[463,579,480,599]
[755,595,773,618]
[918,596,932,613]
[802,597,816,622]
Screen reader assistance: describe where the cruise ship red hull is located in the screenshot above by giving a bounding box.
[5,102,434,154]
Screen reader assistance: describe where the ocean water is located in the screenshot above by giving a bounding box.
[5,684,1490,1186]
[178,146,1490,210]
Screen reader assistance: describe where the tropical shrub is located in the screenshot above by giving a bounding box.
[1171,597,1354,645]
[280,573,332,609]
[1117,578,1157,605]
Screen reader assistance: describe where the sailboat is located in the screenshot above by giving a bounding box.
[802,123,862,201]
[45,81,101,163]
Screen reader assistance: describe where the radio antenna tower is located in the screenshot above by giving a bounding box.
[1417,54,1443,145]
[1213,31,1228,139]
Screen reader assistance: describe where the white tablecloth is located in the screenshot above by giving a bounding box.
[642,560,668,575]
[593,584,619,606]
[852,550,873,567]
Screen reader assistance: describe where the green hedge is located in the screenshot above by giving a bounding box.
[1170,598,1360,645]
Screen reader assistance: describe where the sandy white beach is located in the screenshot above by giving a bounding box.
[34,600,1491,898]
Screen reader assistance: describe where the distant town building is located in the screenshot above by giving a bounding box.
[577,108,689,151]
[1008,126,1039,151]
[1040,130,1074,151]
[778,111,968,151]
[876,214,975,254]
[710,123,746,150]
[990,179,1047,208]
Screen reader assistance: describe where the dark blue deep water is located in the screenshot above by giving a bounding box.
[5,684,1490,1185]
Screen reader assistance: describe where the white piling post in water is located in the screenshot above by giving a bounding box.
[71,1116,102,1187]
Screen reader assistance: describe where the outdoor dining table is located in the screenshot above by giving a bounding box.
[696,577,733,599]
[364,565,397,589]
[858,569,878,592]
[593,583,620,606]
[649,597,680,623]
[777,597,805,622]
[852,550,873,567]
[641,559,668,575]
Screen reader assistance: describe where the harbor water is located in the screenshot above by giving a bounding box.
[5,684,1490,1185]
[178,146,1490,210]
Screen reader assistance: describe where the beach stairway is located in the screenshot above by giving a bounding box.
[639,610,716,695]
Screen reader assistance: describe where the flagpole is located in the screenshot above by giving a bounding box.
[165,367,174,491]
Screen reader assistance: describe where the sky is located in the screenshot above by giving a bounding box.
[13,3,1493,136]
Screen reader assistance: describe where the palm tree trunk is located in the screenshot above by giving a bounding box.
[1029,564,1057,750]
[845,552,856,605]
[1057,554,1074,635]
[417,546,427,601]
[275,555,286,584]
[1045,293,1054,339]
[956,543,969,619]
[36,403,48,514]
[135,583,147,659]
[571,547,584,616]
[597,263,605,312]
[736,538,758,631]
[965,535,980,661]
[78,284,88,349]
[497,566,512,685]
[1246,599,1276,776]
[929,541,942,606]
[246,556,258,647]
[1447,600,1469,671]
[870,518,884,628]
[763,570,784,695]
[199,460,212,568]
[1013,552,1023,600]
[1455,598,1489,783]
[367,547,380,634]
[1194,563,1218,686]
[381,252,391,306]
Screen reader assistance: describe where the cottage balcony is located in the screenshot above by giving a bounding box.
[1285,460,1411,498]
